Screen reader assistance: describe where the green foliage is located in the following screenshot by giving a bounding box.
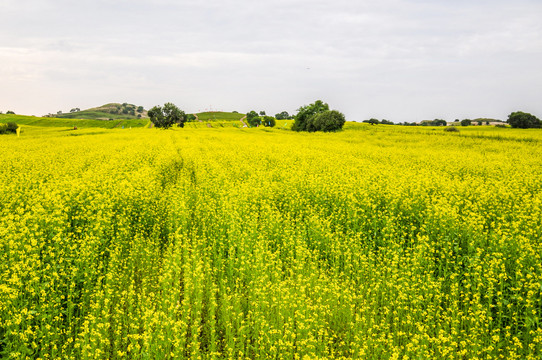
[461,119,472,127]
[262,116,276,127]
[363,118,380,125]
[275,111,291,120]
[149,103,186,129]
[420,119,447,126]
[0,122,18,135]
[306,110,345,132]
[0,122,19,135]
[444,126,460,132]
[6,110,15,115]
[507,111,541,129]
[247,114,262,127]
[292,100,330,131]
[246,111,261,127]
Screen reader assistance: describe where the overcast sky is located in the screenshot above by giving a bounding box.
[1,0,541,122]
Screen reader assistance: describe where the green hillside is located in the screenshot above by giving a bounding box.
[51,103,148,120]
[195,111,246,122]
[0,114,148,129]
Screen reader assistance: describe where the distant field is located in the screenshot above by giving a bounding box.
[195,111,246,122]
[0,114,148,129]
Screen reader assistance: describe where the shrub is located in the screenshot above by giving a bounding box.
[292,100,329,131]
[306,110,345,132]
[444,126,459,132]
[262,116,276,127]
[247,115,262,127]
[0,122,18,135]
[507,111,541,128]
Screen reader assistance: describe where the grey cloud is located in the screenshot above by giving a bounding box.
[1,0,541,121]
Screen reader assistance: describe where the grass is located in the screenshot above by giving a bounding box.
[0,114,148,130]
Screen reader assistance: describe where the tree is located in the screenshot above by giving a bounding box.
[137,106,144,113]
[275,111,290,120]
[306,110,345,132]
[507,111,541,129]
[460,119,472,126]
[430,119,447,126]
[292,100,329,131]
[381,119,394,125]
[363,118,379,125]
[262,116,276,127]
[246,111,259,126]
[259,111,266,116]
[247,115,262,127]
[148,102,186,129]
[6,110,15,114]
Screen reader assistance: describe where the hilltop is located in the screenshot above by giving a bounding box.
[46,103,148,120]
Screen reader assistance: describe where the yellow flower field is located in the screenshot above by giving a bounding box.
[1,124,541,359]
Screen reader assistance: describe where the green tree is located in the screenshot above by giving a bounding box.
[431,119,447,126]
[259,111,266,116]
[460,119,472,126]
[148,102,186,129]
[507,111,541,129]
[292,100,329,131]
[363,118,379,125]
[275,111,290,120]
[137,106,144,113]
[247,115,262,127]
[246,110,259,126]
[306,110,345,132]
[6,110,15,114]
[262,116,276,127]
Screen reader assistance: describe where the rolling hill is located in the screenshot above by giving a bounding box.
[49,103,148,120]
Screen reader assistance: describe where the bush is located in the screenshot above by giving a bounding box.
[306,110,345,132]
[262,116,276,127]
[247,115,262,127]
[0,122,18,135]
[507,111,541,128]
[460,119,472,126]
[292,100,329,131]
[444,126,459,132]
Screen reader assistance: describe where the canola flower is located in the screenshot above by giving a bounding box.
[0,124,541,359]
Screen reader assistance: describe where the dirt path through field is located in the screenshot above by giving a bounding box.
[240,116,248,127]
